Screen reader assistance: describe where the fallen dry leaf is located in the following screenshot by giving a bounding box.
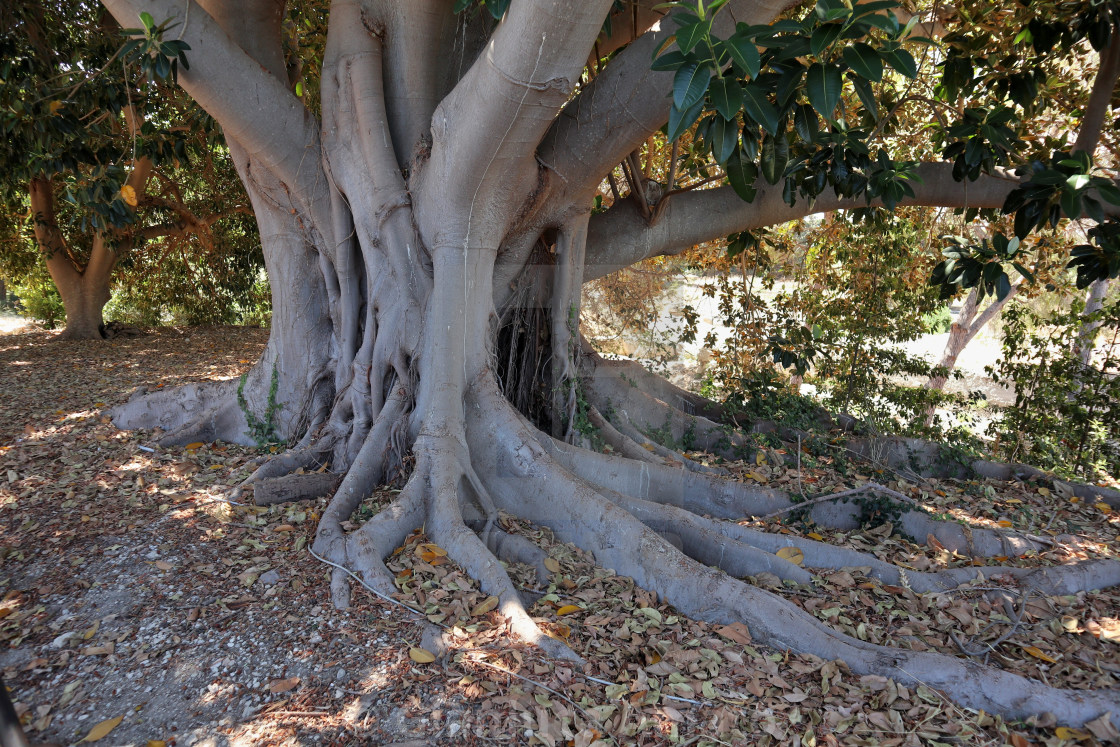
[268,676,300,694]
[81,715,123,742]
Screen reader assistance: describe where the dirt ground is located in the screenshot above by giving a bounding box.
[2,326,1119,746]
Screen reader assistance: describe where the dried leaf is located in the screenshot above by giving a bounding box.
[409,647,436,663]
[81,715,123,742]
[119,185,137,207]
[544,557,561,573]
[1054,726,1090,741]
[716,622,752,646]
[776,546,804,565]
[557,604,582,616]
[471,596,499,617]
[268,677,300,694]
[183,442,205,451]
[1095,502,1112,514]
[1021,645,1058,663]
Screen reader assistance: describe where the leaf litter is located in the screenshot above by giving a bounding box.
[0,326,1117,745]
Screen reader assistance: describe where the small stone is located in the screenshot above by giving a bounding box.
[259,570,280,586]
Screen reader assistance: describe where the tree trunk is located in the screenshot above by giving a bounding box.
[923,284,1019,426]
[1076,278,1111,368]
[97,0,1120,727]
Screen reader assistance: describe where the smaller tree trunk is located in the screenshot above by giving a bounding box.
[924,284,1018,426]
[1076,278,1110,368]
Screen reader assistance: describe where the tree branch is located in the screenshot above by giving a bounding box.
[421,0,614,215]
[1073,36,1120,156]
[365,0,458,168]
[101,0,331,231]
[584,163,1020,281]
[538,0,794,208]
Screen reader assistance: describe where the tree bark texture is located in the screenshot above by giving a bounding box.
[100,0,1120,726]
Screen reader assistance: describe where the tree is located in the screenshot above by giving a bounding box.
[102,0,1120,727]
[0,1,258,338]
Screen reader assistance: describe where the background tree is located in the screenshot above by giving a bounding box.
[100,0,1120,726]
[0,1,261,338]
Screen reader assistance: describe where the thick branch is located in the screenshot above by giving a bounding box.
[102,0,331,233]
[538,0,794,207]
[421,0,613,219]
[584,163,1019,281]
[366,0,457,168]
[1073,37,1120,155]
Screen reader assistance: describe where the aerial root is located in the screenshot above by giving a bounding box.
[422,450,584,664]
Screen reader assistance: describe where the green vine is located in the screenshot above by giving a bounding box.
[238,363,284,447]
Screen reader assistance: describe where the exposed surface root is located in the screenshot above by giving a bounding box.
[111,379,249,446]
[457,374,1120,726]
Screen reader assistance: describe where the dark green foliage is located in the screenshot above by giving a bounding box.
[238,364,284,447]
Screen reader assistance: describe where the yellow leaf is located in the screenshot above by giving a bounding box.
[49,100,63,114]
[81,715,123,742]
[471,596,499,617]
[556,604,582,616]
[755,451,766,465]
[776,546,804,565]
[1021,645,1057,663]
[543,557,561,573]
[1055,726,1090,741]
[147,742,168,747]
[1004,498,1021,504]
[184,442,205,451]
[807,532,824,541]
[1095,502,1112,514]
[997,519,1013,528]
[409,647,436,664]
[1037,487,1051,496]
[120,184,138,207]
[417,543,447,557]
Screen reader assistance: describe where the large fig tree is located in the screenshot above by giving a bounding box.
[103,0,1120,726]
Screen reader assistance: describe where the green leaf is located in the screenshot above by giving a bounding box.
[760,132,789,185]
[673,63,710,110]
[709,77,743,121]
[842,43,883,82]
[139,11,155,31]
[667,97,705,141]
[741,83,779,136]
[793,103,820,143]
[851,76,877,119]
[723,35,761,79]
[675,16,713,55]
[881,48,917,78]
[810,23,844,57]
[806,63,843,120]
[726,146,758,201]
[651,50,689,71]
[709,115,738,164]
[1066,174,1091,191]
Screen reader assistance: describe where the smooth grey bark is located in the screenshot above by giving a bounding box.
[99,0,1120,727]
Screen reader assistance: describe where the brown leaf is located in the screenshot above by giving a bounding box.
[268,676,300,694]
[716,622,752,646]
[409,647,436,664]
[471,596,499,617]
